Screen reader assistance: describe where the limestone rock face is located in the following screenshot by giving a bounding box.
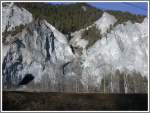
[95,12,117,34]
[2,3,148,93]
[2,19,74,91]
[79,18,148,93]
[2,2,33,32]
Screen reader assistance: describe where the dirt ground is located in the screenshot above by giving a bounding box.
[2,91,148,111]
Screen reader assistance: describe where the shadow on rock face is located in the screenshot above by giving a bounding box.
[18,74,34,86]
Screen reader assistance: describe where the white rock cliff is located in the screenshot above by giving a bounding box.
[2,3,148,93]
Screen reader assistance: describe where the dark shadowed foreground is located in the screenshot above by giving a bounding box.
[3,91,147,111]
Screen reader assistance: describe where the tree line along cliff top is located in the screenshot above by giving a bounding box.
[14,2,145,34]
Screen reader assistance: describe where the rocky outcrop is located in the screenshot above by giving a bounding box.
[2,2,33,32]
[95,12,117,34]
[2,19,74,92]
[2,3,148,93]
[69,13,148,93]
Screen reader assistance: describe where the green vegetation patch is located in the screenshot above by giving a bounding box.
[81,26,102,48]
[107,10,145,26]
[15,3,103,34]
[2,24,26,44]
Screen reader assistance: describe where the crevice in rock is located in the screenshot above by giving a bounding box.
[51,32,55,53]
[45,36,50,60]
[14,39,25,50]
[62,62,71,75]
[18,74,34,86]
[3,51,24,88]
[70,45,75,54]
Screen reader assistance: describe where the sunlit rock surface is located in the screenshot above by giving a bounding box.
[2,2,33,32]
[2,19,74,91]
[2,3,148,93]
[95,12,117,34]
